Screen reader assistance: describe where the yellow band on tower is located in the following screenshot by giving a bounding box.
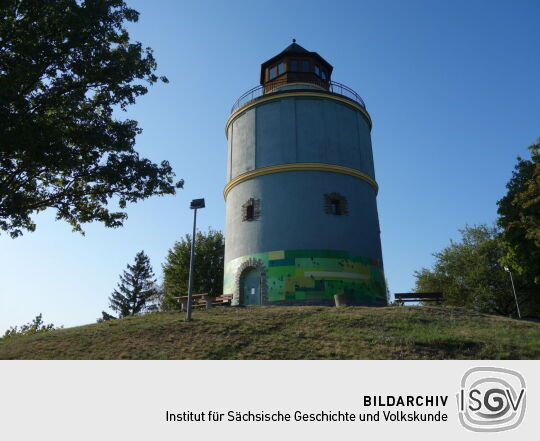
[223,162,378,199]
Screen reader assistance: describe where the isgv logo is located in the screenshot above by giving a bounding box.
[457,367,526,432]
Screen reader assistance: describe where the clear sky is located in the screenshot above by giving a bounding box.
[1,0,539,333]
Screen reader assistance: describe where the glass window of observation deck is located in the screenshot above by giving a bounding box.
[277,62,284,75]
[268,66,276,80]
[289,59,298,72]
[314,65,320,76]
[301,60,309,72]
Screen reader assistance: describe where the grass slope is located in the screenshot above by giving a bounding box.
[1,306,539,360]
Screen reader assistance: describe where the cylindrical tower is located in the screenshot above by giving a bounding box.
[223,41,386,306]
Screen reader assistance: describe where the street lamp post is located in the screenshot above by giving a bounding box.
[504,266,521,319]
[186,198,205,322]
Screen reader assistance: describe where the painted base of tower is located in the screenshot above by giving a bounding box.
[224,249,387,306]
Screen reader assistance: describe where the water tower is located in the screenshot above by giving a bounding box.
[223,41,386,306]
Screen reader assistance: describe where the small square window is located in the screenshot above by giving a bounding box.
[242,198,260,221]
[277,62,284,75]
[324,193,348,216]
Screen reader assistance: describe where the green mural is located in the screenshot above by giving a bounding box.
[224,249,386,304]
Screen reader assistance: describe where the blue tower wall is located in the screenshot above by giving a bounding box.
[227,96,375,181]
[224,92,386,305]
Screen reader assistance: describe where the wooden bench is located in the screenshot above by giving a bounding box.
[212,294,233,306]
[172,293,234,310]
[192,294,233,309]
[394,292,443,305]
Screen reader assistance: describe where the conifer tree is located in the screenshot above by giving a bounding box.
[101,251,157,320]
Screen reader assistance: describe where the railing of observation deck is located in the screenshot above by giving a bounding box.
[230,79,366,114]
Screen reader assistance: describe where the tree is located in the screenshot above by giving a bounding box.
[497,140,540,286]
[414,225,522,317]
[0,0,183,238]
[143,283,165,313]
[2,313,60,340]
[101,250,158,319]
[162,229,224,310]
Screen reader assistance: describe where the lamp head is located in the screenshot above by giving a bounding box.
[190,198,205,209]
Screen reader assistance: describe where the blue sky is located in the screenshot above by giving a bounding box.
[1,0,539,332]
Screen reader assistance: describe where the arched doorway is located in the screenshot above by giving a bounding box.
[241,268,262,305]
[233,258,267,306]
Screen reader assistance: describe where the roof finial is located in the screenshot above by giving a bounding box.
[292,38,296,43]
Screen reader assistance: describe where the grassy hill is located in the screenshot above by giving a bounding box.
[1,306,539,360]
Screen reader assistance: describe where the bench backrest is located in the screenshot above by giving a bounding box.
[394,292,443,300]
